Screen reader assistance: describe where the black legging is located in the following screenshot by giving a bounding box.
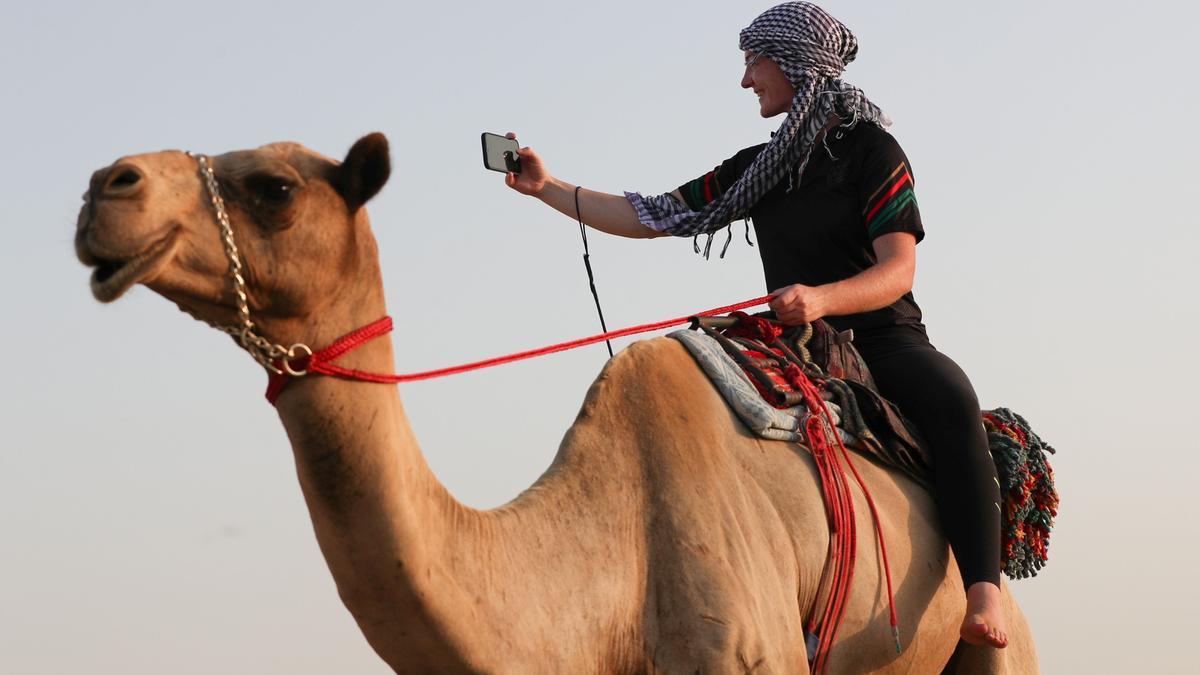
[853,328,1001,587]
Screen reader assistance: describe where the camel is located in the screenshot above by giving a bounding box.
[75,133,1039,674]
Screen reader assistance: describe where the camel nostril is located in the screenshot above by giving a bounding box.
[102,165,144,197]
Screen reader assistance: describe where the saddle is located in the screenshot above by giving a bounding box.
[801,318,933,483]
[690,312,934,489]
[674,312,1058,581]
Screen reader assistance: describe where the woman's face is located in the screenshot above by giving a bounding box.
[741,51,795,118]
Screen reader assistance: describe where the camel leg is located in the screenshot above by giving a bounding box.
[640,504,809,674]
[645,602,810,675]
[636,481,806,672]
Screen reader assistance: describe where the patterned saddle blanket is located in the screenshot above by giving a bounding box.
[668,313,1058,580]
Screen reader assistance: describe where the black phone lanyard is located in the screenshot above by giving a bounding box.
[574,186,613,357]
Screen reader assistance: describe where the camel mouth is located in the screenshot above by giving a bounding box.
[89,227,182,303]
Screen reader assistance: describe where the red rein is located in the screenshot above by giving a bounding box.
[265,295,774,404]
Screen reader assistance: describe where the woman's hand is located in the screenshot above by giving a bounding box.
[769,283,829,325]
[771,233,916,323]
[503,132,550,197]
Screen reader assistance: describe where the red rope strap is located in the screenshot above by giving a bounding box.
[785,365,900,672]
[789,366,857,674]
[266,295,773,404]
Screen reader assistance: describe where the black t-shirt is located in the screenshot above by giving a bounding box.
[676,122,928,339]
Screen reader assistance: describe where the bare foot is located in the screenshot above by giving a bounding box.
[960,581,1008,648]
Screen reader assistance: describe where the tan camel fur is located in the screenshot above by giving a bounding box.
[76,133,1038,674]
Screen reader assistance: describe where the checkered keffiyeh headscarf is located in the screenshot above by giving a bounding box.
[653,2,888,241]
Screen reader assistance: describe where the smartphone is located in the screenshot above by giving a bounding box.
[481,132,521,174]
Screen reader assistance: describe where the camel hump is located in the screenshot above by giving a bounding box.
[549,335,740,478]
[573,336,722,422]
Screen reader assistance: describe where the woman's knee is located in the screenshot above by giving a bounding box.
[916,353,981,410]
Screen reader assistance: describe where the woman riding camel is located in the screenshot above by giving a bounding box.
[504,1,1008,649]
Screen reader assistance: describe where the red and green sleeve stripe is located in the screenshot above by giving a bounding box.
[680,170,722,210]
[863,163,917,236]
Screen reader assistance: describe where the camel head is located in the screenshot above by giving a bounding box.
[75,133,392,345]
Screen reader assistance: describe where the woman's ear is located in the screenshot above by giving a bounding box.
[334,132,391,212]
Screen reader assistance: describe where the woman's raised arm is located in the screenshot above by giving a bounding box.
[503,133,671,240]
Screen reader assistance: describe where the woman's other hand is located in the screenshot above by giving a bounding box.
[503,132,549,196]
[769,283,828,325]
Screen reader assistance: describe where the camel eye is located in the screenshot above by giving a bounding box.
[245,174,296,207]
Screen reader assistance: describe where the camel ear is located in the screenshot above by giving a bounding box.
[334,132,391,212]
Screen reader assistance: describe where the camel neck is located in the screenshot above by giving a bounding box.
[259,272,644,670]
[272,318,479,666]
[270,278,450,538]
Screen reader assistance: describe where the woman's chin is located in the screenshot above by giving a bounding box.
[758,100,787,118]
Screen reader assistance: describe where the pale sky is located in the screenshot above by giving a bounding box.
[2,1,1198,673]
